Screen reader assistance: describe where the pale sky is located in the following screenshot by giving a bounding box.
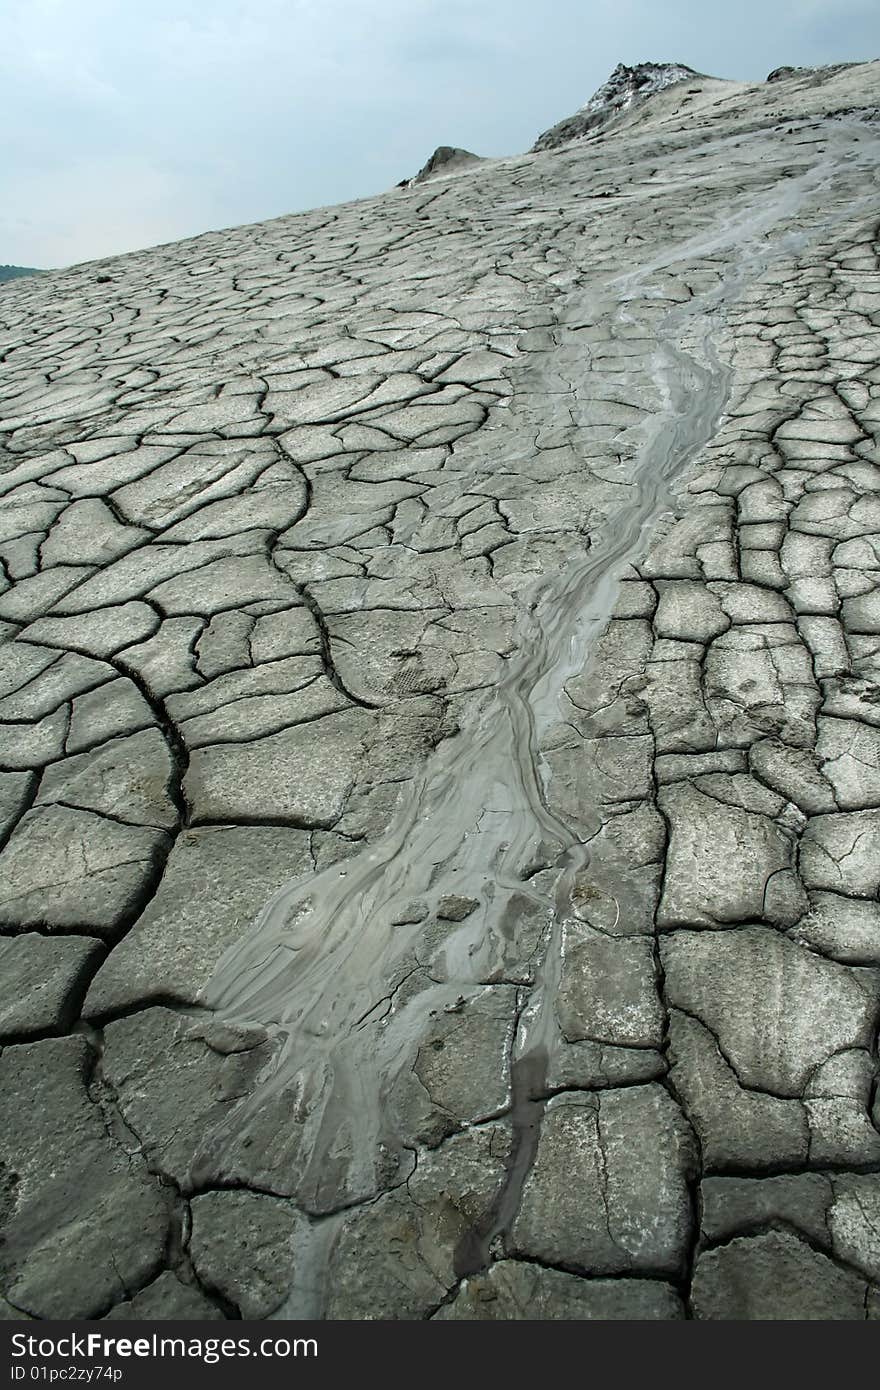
[2,0,879,268]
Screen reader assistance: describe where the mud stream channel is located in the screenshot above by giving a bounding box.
[192,139,879,1307]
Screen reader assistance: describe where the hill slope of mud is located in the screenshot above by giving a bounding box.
[1,61,880,1321]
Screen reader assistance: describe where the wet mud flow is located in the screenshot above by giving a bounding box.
[198,130,880,1287]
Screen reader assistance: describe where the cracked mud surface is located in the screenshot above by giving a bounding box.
[2,63,880,1321]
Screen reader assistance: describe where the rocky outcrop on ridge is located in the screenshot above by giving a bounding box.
[397,145,484,189]
[532,61,703,151]
[768,63,861,83]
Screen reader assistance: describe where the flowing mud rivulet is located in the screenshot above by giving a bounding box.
[1,64,880,1322]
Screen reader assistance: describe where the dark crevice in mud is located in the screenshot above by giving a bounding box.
[669,1000,845,1106]
[191,812,338,833]
[510,1254,685,1286]
[179,705,354,751]
[113,655,190,829]
[46,797,169,834]
[481,1246,686,1286]
[0,1292,35,1321]
[77,1023,234,1319]
[0,920,110,943]
[80,996,212,1029]
[650,788,703,1319]
[869,1065,880,1144]
[424,1281,465,1319]
[705,1157,880,1179]
[0,768,40,856]
[107,1205,235,1321]
[80,1021,148,1156]
[698,1216,879,1286]
[187,1177,303,1202]
[0,948,106,1047]
[177,1209,242,1321]
[539,1070,668,1098]
[77,1025,205,1322]
[45,652,197,989]
[453,1048,548,1279]
[0,826,172,953]
[295,583,381,710]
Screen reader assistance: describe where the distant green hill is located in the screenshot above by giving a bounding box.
[0,265,42,284]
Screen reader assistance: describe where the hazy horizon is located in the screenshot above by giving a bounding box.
[2,0,879,270]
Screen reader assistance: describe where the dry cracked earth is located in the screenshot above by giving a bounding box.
[2,62,880,1323]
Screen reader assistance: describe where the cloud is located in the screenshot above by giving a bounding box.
[0,156,216,267]
[1,0,879,267]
